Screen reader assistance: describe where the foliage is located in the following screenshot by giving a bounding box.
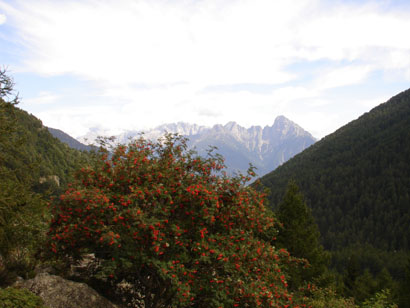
[0,68,89,284]
[0,287,47,308]
[275,181,329,289]
[0,67,19,104]
[48,134,303,308]
[361,289,398,308]
[0,69,46,281]
[298,285,357,308]
[332,245,409,281]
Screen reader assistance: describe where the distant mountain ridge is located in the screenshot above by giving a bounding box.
[48,127,93,152]
[78,116,316,177]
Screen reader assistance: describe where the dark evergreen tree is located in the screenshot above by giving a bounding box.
[275,180,329,288]
[376,267,395,293]
[354,269,378,303]
[398,259,410,308]
[343,254,361,297]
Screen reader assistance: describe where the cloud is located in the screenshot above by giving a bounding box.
[295,2,410,80]
[23,91,59,105]
[4,0,409,86]
[0,13,5,24]
[315,65,372,90]
[2,0,410,139]
[0,0,306,85]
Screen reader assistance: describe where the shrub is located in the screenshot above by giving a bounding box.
[298,285,357,308]
[48,134,301,308]
[0,287,47,308]
[361,289,397,308]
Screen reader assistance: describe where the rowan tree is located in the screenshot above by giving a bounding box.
[48,134,303,308]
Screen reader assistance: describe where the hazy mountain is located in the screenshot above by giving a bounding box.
[48,127,93,152]
[78,116,316,177]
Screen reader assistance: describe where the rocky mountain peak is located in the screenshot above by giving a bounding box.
[270,116,313,139]
[224,121,238,130]
[77,116,316,177]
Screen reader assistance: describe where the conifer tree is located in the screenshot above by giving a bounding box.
[275,180,329,288]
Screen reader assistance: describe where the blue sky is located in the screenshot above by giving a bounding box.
[1,0,410,139]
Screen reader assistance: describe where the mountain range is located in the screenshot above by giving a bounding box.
[77,116,316,177]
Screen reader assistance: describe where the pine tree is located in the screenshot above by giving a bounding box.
[275,180,329,288]
[343,253,361,297]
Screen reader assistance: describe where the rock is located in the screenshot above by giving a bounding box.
[39,175,60,186]
[14,272,120,308]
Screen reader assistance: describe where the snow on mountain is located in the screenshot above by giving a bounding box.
[77,116,316,177]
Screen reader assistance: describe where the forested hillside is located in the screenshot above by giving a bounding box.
[259,88,410,252]
[2,106,90,193]
[0,71,90,285]
[259,88,410,305]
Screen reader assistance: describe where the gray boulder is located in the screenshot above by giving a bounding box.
[14,272,120,308]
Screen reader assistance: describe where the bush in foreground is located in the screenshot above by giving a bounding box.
[48,135,302,308]
[0,287,47,308]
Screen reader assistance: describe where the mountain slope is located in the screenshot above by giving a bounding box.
[79,116,316,177]
[48,127,93,152]
[0,102,90,194]
[1,80,91,283]
[259,89,410,252]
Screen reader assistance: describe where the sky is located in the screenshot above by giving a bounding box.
[1,0,410,140]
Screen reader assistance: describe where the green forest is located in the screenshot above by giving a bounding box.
[259,88,410,307]
[1,69,409,307]
[0,70,91,285]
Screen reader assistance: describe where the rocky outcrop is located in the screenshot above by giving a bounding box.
[14,273,120,308]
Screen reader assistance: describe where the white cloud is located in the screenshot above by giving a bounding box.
[0,0,308,85]
[291,111,341,140]
[0,13,6,24]
[315,65,372,91]
[23,91,59,105]
[295,2,410,76]
[4,0,410,86]
[1,0,410,139]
